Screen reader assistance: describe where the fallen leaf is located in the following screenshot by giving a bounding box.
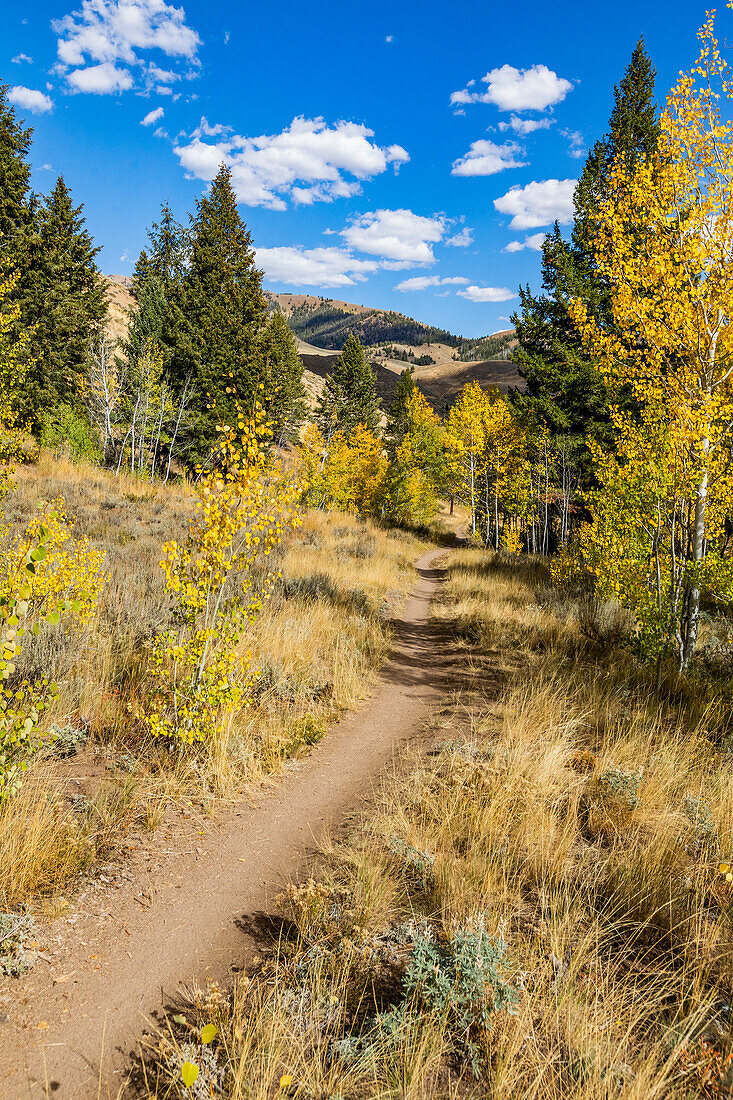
[37,1021,49,1030]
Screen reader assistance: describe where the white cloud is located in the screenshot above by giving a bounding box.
[11,53,33,64]
[498,114,553,135]
[174,116,409,210]
[120,248,129,262]
[395,275,469,291]
[504,232,546,253]
[66,61,134,93]
[494,178,576,229]
[385,34,393,42]
[457,285,516,303]
[341,208,444,264]
[255,246,378,288]
[146,62,179,83]
[451,63,572,112]
[41,163,53,170]
[53,0,200,94]
[141,105,164,125]
[8,86,54,113]
[562,129,585,158]
[445,226,474,248]
[451,139,527,177]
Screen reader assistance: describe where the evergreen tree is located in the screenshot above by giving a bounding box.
[133,201,189,294]
[173,164,267,449]
[384,367,416,455]
[316,332,380,436]
[257,310,306,441]
[22,175,105,426]
[511,38,659,473]
[124,273,166,366]
[0,84,32,252]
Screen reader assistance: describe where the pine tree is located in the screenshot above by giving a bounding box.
[257,311,306,441]
[0,84,33,252]
[384,367,416,456]
[316,332,380,436]
[124,274,166,365]
[22,176,105,426]
[174,164,267,450]
[133,201,189,294]
[511,38,659,474]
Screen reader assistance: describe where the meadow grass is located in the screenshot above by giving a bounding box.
[147,547,733,1099]
[0,453,428,910]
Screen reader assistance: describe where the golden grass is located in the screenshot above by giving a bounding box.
[0,454,428,910]
[151,547,733,1098]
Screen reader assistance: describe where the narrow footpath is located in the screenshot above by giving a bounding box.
[0,546,453,1099]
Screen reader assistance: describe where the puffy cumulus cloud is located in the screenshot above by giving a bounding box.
[141,104,163,125]
[498,114,553,135]
[8,86,54,113]
[395,275,469,291]
[65,60,133,92]
[457,285,516,303]
[494,178,576,229]
[451,63,572,112]
[503,232,546,253]
[11,53,33,64]
[445,226,474,248]
[451,139,527,177]
[255,246,378,288]
[53,0,200,93]
[174,116,409,210]
[341,208,444,264]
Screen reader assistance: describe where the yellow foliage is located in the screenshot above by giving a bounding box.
[568,12,733,666]
[144,400,302,743]
[299,423,387,516]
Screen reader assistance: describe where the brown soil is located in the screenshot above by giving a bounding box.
[0,546,455,1099]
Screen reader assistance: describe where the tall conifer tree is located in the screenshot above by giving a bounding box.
[511,38,659,471]
[316,332,380,436]
[384,367,416,456]
[175,164,267,448]
[0,84,32,252]
[23,176,105,425]
[257,310,306,441]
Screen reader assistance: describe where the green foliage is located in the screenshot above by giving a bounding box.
[124,273,166,366]
[172,165,267,453]
[0,84,32,251]
[40,403,101,464]
[384,367,415,456]
[20,176,105,427]
[257,310,306,441]
[381,922,519,1076]
[316,332,380,436]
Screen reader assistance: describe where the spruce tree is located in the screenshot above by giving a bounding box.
[174,164,267,449]
[124,273,166,365]
[0,84,32,252]
[257,310,306,440]
[384,367,416,455]
[511,38,659,474]
[133,201,189,294]
[22,175,105,426]
[316,332,380,436]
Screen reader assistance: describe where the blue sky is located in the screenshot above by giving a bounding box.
[2,0,714,338]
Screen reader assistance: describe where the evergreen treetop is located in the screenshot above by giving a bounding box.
[317,332,381,436]
[0,85,32,251]
[385,366,416,455]
[257,310,306,441]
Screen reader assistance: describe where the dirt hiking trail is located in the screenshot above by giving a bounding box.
[0,546,455,1098]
